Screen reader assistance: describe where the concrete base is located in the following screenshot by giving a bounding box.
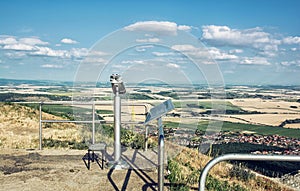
[108,159,130,170]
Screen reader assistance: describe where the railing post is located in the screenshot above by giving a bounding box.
[158,117,164,191]
[144,105,149,152]
[144,125,148,151]
[92,102,95,144]
[39,102,42,150]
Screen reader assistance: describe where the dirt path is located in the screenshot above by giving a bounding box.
[0,149,161,191]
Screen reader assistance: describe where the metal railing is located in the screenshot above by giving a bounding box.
[17,101,149,150]
[13,102,300,191]
[198,153,300,191]
[158,117,164,191]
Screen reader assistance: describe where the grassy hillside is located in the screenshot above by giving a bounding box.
[167,145,293,191]
[0,102,295,190]
[0,103,83,149]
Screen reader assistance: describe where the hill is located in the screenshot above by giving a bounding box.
[0,103,296,190]
[0,103,82,149]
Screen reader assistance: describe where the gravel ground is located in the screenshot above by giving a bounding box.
[0,148,162,191]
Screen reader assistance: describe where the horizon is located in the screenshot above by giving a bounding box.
[1,77,300,87]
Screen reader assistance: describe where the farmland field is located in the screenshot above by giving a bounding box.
[0,80,300,190]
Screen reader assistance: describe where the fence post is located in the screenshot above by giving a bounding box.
[92,102,95,144]
[39,102,42,150]
[145,125,149,151]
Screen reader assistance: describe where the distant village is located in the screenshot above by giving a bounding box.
[189,132,300,155]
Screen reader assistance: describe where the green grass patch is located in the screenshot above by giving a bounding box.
[23,103,94,121]
[127,93,154,100]
[220,121,300,138]
[173,100,244,113]
[42,137,88,150]
[155,91,179,99]
[96,109,113,114]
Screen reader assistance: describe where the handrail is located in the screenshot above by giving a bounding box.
[25,101,149,150]
[198,153,300,191]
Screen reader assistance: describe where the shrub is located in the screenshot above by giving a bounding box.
[167,159,189,191]
[229,163,255,181]
[42,137,88,150]
[206,176,248,191]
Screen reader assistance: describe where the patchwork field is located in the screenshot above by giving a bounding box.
[1,82,300,190]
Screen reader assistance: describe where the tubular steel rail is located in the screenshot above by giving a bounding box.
[158,117,164,191]
[198,154,300,191]
[17,101,149,150]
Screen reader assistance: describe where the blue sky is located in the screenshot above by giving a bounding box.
[0,0,299,85]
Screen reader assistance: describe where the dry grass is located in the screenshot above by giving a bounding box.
[0,102,296,190]
[0,103,82,149]
[168,143,294,191]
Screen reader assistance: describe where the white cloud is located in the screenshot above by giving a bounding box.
[178,25,191,31]
[41,64,63,69]
[30,46,70,58]
[167,63,180,68]
[19,37,49,45]
[121,60,145,65]
[152,51,176,56]
[3,43,36,51]
[202,25,273,45]
[0,36,48,46]
[81,50,109,63]
[124,21,191,36]
[5,52,27,59]
[111,64,129,69]
[240,57,271,65]
[136,38,160,43]
[0,35,90,61]
[70,48,88,58]
[89,50,109,56]
[29,47,89,59]
[171,44,198,52]
[135,45,154,52]
[280,60,300,66]
[282,36,300,44]
[229,49,243,54]
[201,25,281,57]
[291,48,297,51]
[171,44,237,61]
[208,47,238,60]
[61,38,78,44]
[0,36,48,51]
[0,36,17,45]
[83,57,106,63]
[171,44,211,60]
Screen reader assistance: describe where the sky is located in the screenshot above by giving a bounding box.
[0,0,299,85]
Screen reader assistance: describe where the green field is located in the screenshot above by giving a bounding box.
[23,104,111,121]
[173,100,244,113]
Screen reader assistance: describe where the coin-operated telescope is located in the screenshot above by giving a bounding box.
[110,74,126,95]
